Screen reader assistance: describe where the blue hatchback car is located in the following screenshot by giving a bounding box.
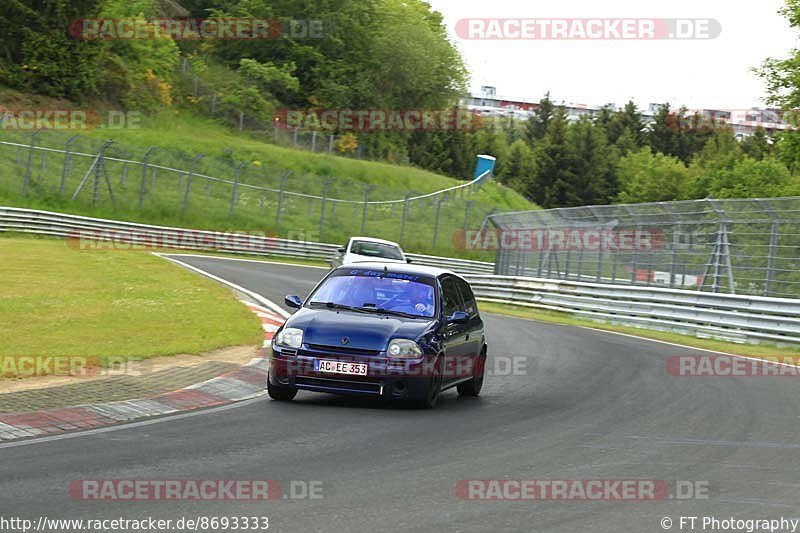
[268,263,487,408]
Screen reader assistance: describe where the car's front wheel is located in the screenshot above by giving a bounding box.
[267,375,298,401]
[416,360,442,409]
[457,349,486,397]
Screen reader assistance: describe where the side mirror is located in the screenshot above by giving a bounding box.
[337,247,346,253]
[406,257,413,263]
[447,311,469,324]
[284,295,302,309]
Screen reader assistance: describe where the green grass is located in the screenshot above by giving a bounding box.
[0,237,263,363]
[478,301,800,359]
[0,87,535,260]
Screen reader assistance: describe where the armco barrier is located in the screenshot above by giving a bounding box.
[463,274,800,346]
[0,206,494,273]
[3,206,797,346]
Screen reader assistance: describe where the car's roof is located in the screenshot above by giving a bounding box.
[348,236,402,247]
[335,261,457,278]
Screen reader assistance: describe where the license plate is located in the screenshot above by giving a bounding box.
[314,359,368,376]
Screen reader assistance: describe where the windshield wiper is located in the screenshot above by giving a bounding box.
[308,301,369,313]
[356,306,421,319]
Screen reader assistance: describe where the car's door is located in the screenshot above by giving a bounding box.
[440,275,468,386]
[455,277,484,376]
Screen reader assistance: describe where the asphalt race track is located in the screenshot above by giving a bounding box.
[2,255,800,532]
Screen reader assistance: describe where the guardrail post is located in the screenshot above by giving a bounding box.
[400,192,413,243]
[275,171,292,225]
[72,140,114,207]
[757,199,780,297]
[361,185,376,234]
[181,153,204,220]
[22,129,42,196]
[432,196,447,248]
[319,177,334,238]
[59,134,80,196]
[229,162,247,218]
[138,147,157,209]
[463,200,475,229]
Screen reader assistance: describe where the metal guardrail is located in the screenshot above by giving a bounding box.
[463,274,800,346]
[0,207,494,273]
[3,206,796,345]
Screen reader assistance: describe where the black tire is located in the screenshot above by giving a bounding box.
[416,362,442,409]
[267,375,298,401]
[457,350,486,397]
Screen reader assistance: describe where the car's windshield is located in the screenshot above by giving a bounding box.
[349,241,404,261]
[308,269,435,318]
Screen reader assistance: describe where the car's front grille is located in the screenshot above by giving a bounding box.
[306,344,381,356]
[296,376,382,395]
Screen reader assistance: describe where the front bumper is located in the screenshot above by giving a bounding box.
[269,345,437,400]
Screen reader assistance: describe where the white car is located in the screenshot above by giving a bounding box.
[329,237,410,268]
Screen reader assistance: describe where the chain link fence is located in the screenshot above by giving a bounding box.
[0,130,495,257]
[486,198,800,299]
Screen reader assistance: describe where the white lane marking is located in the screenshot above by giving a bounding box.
[160,252,328,270]
[0,397,266,449]
[154,253,290,319]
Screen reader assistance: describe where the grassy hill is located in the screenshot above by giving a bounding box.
[0,88,535,258]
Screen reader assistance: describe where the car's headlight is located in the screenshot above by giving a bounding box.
[276,328,304,349]
[387,339,423,359]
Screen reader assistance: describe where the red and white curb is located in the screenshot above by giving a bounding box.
[0,297,286,442]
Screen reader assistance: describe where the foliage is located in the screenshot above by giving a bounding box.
[616,148,690,203]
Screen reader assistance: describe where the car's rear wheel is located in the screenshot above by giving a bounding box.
[267,375,298,401]
[457,349,487,397]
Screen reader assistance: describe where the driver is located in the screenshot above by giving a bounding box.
[409,283,434,316]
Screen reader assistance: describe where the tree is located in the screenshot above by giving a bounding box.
[605,100,644,152]
[529,107,580,207]
[776,130,800,173]
[756,0,800,108]
[503,139,536,193]
[687,128,744,198]
[741,127,773,160]
[616,148,690,203]
[524,92,554,145]
[568,117,618,205]
[698,156,798,198]
[0,0,105,99]
[646,104,713,164]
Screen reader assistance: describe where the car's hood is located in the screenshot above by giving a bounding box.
[285,308,434,351]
